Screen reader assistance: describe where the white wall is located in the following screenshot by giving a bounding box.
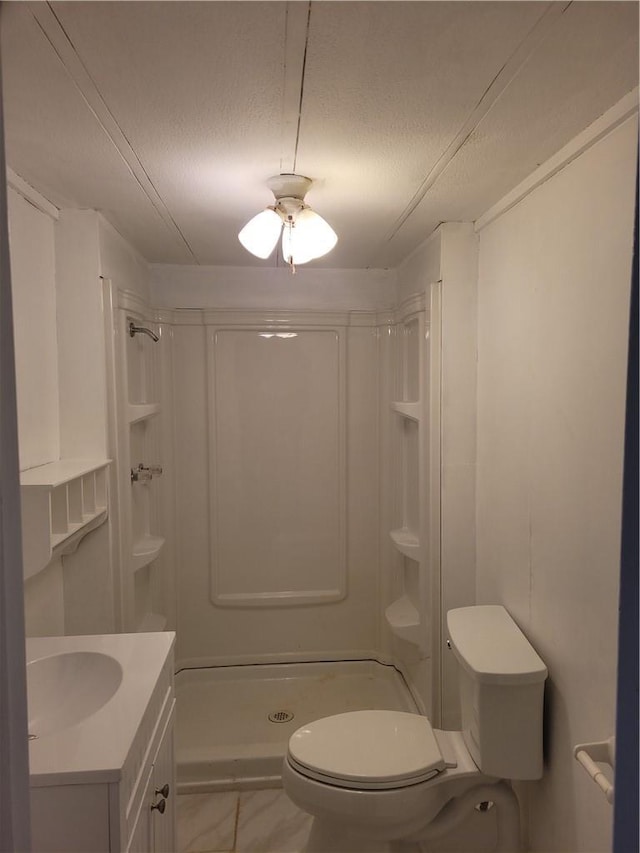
[438,223,478,729]
[151,264,396,312]
[7,180,150,637]
[7,186,66,635]
[396,230,442,306]
[7,187,59,470]
[56,209,151,459]
[23,561,65,636]
[55,210,104,458]
[99,217,151,303]
[475,113,637,852]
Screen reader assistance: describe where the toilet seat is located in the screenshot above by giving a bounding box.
[287,710,446,790]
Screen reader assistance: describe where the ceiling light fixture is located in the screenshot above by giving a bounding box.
[238,174,337,271]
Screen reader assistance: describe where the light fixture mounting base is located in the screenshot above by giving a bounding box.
[266,173,312,201]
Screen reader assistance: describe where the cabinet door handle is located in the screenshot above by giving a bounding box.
[150,798,166,814]
[155,783,170,798]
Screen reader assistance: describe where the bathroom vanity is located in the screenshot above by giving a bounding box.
[27,632,176,853]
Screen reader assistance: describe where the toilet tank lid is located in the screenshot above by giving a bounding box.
[447,606,547,685]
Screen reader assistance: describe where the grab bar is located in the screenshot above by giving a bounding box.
[573,737,615,804]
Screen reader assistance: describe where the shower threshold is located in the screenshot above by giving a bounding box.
[176,659,418,793]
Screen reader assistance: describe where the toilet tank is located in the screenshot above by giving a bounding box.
[447,605,547,780]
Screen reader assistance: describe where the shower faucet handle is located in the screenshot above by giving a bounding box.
[130,463,163,482]
[131,465,152,483]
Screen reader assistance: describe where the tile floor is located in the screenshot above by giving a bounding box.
[177,788,312,853]
[177,785,499,853]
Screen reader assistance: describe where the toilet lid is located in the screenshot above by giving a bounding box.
[287,710,445,790]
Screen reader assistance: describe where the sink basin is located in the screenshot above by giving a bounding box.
[27,651,123,737]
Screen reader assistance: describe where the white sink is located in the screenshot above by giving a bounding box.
[27,651,123,737]
[27,633,175,785]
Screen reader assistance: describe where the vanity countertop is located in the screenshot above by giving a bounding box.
[27,631,175,787]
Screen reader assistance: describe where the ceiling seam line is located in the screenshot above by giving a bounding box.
[30,2,199,264]
[292,1,312,174]
[382,0,573,248]
[279,3,291,176]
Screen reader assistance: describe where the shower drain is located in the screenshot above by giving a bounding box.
[268,710,294,723]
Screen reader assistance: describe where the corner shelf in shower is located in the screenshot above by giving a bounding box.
[131,534,165,573]
[127,402,160,424]
[385,595,422,646]
[20,459,110,580]
[391,401,421,422]
[389,528,420,560]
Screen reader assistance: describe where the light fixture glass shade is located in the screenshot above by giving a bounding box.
[281,221,314,265]
[238,208,282,259]
[281,207,338,264]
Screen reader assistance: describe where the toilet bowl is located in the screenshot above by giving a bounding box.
[283,712,497,844]
[282,606,547,853]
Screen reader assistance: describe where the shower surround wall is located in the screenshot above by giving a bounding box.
[152,263,470,719]
[394,223,479,726]
[159,286,444,789]
[169,303,385,668]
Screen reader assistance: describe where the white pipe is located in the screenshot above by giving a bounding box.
[415,782,521,852]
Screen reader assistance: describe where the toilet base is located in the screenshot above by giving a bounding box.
[301,782,520,853]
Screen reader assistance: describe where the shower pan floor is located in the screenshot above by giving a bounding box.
[176,659,418,792]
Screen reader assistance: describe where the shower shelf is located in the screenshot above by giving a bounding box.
[131,534,165,573]
[20,459,110,580]
[385,595,421,646]
[389,528,420,560]
[127,402,160,424]
[391,401,421,422]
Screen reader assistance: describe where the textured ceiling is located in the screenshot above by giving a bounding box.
[1,1,638,269]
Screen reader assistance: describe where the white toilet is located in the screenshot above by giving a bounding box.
[282,605,547,853]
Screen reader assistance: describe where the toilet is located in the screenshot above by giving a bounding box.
[282,605,547,853]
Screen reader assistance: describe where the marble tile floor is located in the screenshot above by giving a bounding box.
[177,788,313,853]
[177,786,499,853]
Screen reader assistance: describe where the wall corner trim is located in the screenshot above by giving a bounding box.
[6,169,59,221]
[475,87,639,233]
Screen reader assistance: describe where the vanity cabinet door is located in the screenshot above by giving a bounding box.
[125,704,175,853]
[150,707,176,852]
[126,767,153,853]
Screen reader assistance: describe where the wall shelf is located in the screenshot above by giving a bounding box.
[131,534,165,573]
[391,401,421,422]
[127,402,160,424]
[389,527,420,560]
[50,510,108,552]
[385,595,422,646]
[20,459,110,579]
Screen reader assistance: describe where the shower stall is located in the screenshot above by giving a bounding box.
[109,283,443,792]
